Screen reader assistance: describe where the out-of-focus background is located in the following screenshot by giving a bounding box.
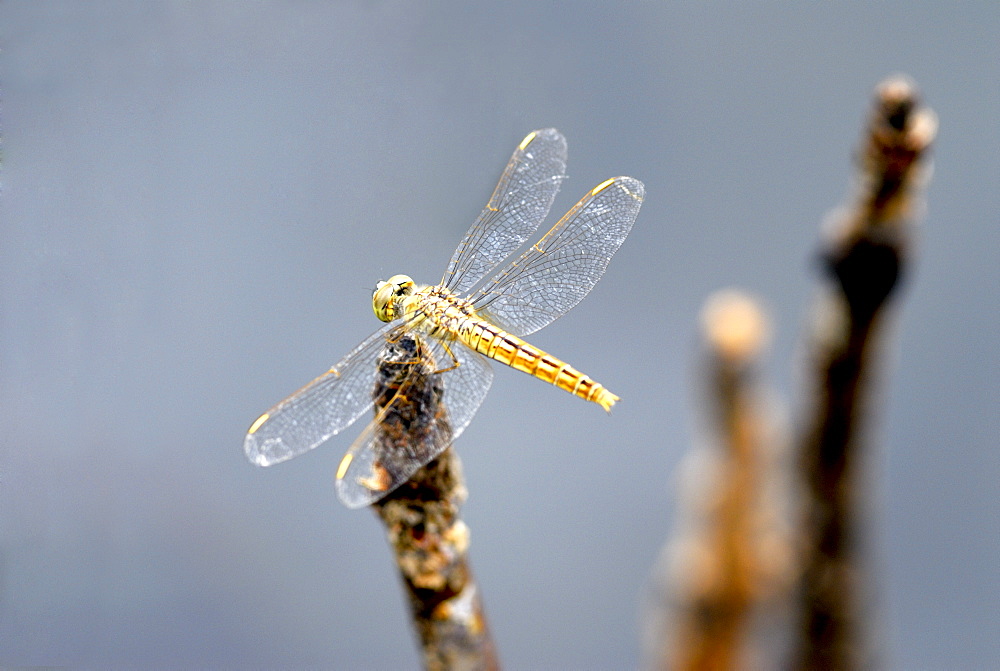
[2,3,997,668]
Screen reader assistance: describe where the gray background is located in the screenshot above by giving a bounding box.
[2,2,997,669]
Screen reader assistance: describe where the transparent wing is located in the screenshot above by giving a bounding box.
[471,176,645,337]
[335,335,494,508]
[441,128,568,296]
[244,322,404,466]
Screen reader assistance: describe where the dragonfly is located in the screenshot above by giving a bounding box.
[244,128,644,508]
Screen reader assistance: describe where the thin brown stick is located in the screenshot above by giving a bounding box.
[645,292,792,670]
[370,333,498,671]
[791,76,936,670]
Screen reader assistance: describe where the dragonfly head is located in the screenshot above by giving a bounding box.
[373,274,415,322]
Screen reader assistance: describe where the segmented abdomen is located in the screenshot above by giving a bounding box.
[456,317,619,411]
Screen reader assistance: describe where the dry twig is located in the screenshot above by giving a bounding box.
[645,291,791,670]
[791,76,937,670]
[371,334,498,671]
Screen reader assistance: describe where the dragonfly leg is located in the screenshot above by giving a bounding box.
[433,342,462,375]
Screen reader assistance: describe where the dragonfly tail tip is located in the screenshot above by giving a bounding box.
[596,389,620,412]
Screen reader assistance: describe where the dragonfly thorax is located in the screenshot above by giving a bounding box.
[373,274,415,322]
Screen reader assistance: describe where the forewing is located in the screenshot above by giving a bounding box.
[244,322,404,466]
[441,128,567,295]
[335,336,494,508]
[472,176,645,337]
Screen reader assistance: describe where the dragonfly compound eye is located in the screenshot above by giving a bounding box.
[372,274,415,322]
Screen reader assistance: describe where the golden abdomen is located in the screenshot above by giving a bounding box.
[456,317,619,411]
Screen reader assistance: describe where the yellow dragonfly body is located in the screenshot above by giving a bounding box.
[244,129,644,507]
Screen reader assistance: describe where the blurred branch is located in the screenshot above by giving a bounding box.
[791,76,937,670]
[371,334,498,671]
[645,291,792,670]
